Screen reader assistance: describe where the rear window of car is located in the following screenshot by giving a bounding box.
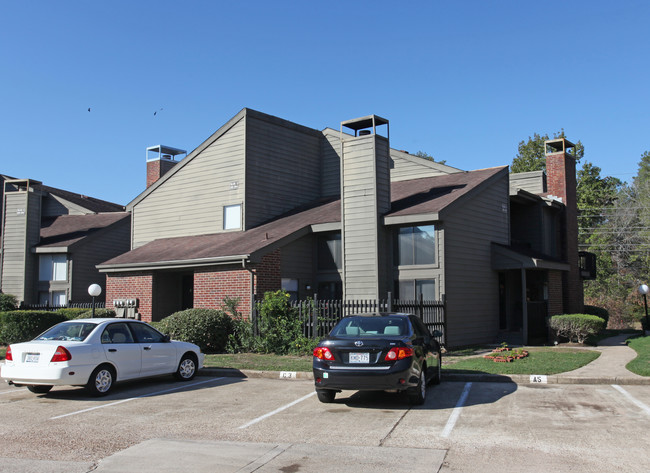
[35,322,98,342]
[330,317,408,337]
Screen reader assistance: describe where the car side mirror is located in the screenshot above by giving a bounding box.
[163,334,171,343]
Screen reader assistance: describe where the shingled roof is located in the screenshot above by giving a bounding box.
[38,184,125,213]
[99,167,506,271]
[37,212,130,249]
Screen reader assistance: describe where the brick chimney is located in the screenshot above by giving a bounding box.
[545,138,583,314]
[146,145,187,188]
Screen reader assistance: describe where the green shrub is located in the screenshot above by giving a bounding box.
[75,308,116,319]
[256,290,304,355]
[157,309,233,353]
[549,314,606,344]
[0,311,68,345]
[55,308,91,319]
[584,305,609,327]
[0,293,17,311]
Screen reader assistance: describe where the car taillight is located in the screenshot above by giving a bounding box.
[5,346,12,361]
[50,346,72,362]
[313,347,335,361]
[385,347,413,361]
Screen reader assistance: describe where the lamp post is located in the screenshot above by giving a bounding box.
[639,284,649,333]
[88,284,102,318]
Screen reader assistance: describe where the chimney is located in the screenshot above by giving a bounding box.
[339,115,391,300]
[146,145,187,188]
[545,138,583,313]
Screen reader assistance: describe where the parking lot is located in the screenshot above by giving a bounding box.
[1,374,649,472]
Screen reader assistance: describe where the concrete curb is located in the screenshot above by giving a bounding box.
[200,368,650,385]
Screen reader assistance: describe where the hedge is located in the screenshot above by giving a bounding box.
[583,305,609,327]
[0,311,68,345]
[548,314,606,344]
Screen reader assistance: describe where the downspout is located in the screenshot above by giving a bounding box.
[243,259,256,330]
[521,268,528,345]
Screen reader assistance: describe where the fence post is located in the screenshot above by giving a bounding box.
[419,293,424,318]
[312,293,318,339]
[387,292,393,312]
[442,293,447,347]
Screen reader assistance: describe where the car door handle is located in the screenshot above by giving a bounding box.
[143,346,152,351]
[108,349,117,352]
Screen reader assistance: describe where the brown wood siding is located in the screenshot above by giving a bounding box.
[131,118,246,248]
[390,152,456,181]
[70,218,131,302]
[320,132,341,198]
[443,173,510,346]
[280,234,315,299]
[1,191,41,302]
[341,135,391,299]
[244,115,321,228]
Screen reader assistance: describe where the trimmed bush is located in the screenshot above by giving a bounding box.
[0,311,68,345]
[0,293,17,312]
[55,308,92,319]
[75,308,116,319]
[256,290,303,355]
[549,314,606,344]
[157,309,233,353]
[584,305,609,327]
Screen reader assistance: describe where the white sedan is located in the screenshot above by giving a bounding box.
[1,318,204,396]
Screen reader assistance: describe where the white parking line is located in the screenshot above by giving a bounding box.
[612,385,650,416]
[441,382,472,438]
[50,377,225,420]
[238,391,317,429]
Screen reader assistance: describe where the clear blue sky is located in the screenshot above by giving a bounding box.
[2,1,648,206]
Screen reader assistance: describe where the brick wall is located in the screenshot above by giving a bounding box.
[106,272,154,321]
[547,270,564,316]
[254,249,281,298]
[194,268,253,315]
[546,150,584,314]
[146,159,177,188]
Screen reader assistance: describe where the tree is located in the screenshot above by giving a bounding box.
[576,161,622,243]
[511,130,584,173]
[414,150,446,165]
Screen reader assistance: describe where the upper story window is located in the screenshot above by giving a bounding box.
[318,232,342,270]
[224,204,242,230]
[395,225,436,266]
[39,254,67,281]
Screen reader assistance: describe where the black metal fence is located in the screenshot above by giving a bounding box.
[253,294,447,346]
[18,302,106,312]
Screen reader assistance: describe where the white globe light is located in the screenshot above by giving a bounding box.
[88,284,102,297]
[639,284,649,295]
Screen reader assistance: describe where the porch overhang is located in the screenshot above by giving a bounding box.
[384,212,440,226]
[491,243,569,271]
[98,255,250,273]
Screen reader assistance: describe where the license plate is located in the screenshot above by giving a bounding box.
[25,353,40,363]
[349,352,369,363]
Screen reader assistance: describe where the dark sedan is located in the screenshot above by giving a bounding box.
[312,312,442,404]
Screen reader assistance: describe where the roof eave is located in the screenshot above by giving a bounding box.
[98,254,250,273]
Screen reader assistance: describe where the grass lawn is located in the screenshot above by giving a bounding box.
[204,353,312,372]
[442,347,601,375]
[626,336,650,376]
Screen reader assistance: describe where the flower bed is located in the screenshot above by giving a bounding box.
[483,345,529,363]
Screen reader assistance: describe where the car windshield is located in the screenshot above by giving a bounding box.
[35,322,98,342]
[330,317,408,337]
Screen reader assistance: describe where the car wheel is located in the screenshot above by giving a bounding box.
[87,365,115,396]
[316,389,336,403]
[174,353,197,381]
[408,369,426,405]
[27,385,53,394]
[431,350,442,385]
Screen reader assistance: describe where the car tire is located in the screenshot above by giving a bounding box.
[27,385,53,394]
[431,350,442,385]
[174,353,197,381]
[316,389,336,403]
[408,369,426,405]
[86,365,115,397]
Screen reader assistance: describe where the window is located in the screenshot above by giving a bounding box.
[398,279,435,300]
[318,232,342,270]
[38,291,67,306]
[282,278,298,301]
[39,254,67,281]
[101,323,135,344]
[129,322,166,343]
[396,225,435,266]
[224,204,241,230]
